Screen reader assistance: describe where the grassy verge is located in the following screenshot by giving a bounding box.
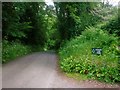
[66,73,88,81]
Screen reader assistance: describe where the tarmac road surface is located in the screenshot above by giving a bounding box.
[2,51,120,88]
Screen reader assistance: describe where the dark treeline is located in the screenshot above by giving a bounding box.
[2,2,102,48]
[2,2,48,46]
[2,2,119,63]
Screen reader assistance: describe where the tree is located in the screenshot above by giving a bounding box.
[2,2,48,46]
[54,2,100,41]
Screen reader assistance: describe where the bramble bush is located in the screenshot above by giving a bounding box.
[2,40,32,64]
[59,26,120,83]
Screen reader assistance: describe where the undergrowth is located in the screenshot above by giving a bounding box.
[2,40,32,64]
[59,26,120,83]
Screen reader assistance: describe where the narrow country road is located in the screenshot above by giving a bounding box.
[2,51,120,88]
[3,51,82,88]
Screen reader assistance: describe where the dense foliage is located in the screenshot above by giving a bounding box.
[2,40,31,63]
[2,2,120,83]
[101,17,120,37]
[59,27,120,83]
[2,2,47,45]
[54,2,101,40]
[2,2,101,63]
[2,2,57,63]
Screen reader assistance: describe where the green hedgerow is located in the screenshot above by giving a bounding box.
[59,26,120,83]
[2,40,32,64]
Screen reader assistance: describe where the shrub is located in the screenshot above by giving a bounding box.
[101,17,120,37]
[2,40,32,64]
[59,27,120,83]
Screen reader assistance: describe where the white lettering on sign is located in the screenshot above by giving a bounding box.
[92,48,102,55]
